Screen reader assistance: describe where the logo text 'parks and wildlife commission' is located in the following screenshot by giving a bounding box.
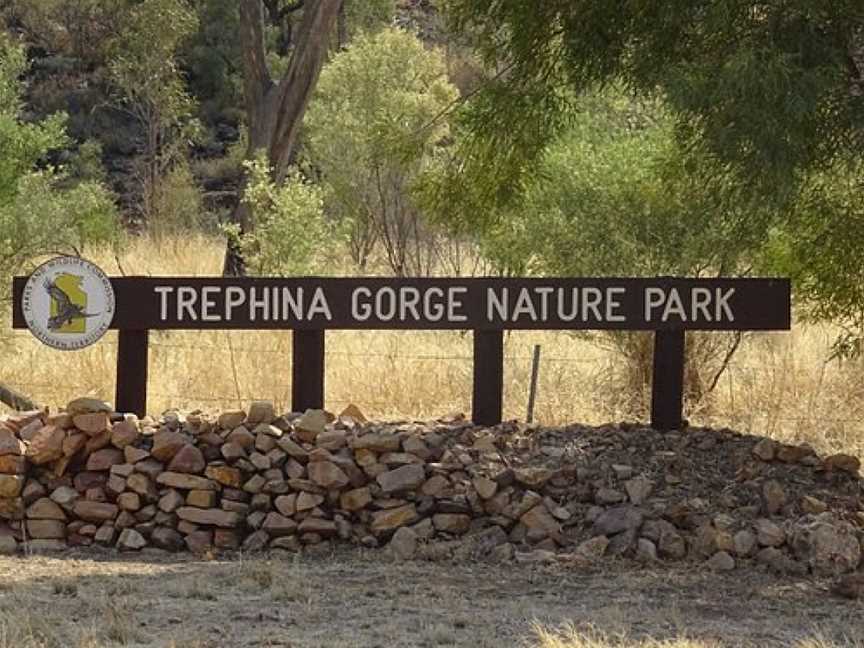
[21,257,115,350]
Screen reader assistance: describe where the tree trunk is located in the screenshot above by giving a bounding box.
[223,0,343,277]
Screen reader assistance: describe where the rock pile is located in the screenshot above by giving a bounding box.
[0,398,862,577]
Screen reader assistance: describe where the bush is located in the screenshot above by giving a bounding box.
[224,157,337,276]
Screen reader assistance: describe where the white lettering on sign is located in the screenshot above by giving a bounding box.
[149,283,740,325]
[348,286,466,322]
[486,286,639,324]
[644,287,736,323]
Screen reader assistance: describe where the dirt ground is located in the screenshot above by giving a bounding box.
[0,549,860,648]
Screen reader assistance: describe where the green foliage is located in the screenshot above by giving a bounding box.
[108,0,200,225]
[763,160,864,356]
[226,157,334,276]
[344,0,395,37]
[109,0,198,121]
[0,34,118,301]
[184,0,243,122]
[480,88,773,278]
[3,0,124,66]
[444,0,863,194]
[304,27,459,273]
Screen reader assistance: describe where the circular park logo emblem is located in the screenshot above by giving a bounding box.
[21,256,115,350]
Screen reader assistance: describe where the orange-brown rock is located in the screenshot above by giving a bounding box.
[72,412,110,436]
[26,426,65,465]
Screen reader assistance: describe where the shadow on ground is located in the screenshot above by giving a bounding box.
[0,548,861,647]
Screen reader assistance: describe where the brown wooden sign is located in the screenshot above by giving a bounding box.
[13,277,790,331]
[12,275,791,431]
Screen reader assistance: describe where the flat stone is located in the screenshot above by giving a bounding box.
[576,535,609,560]
[25,539,66,553]
[214,529,241,549]
[339,403,367,423]
[176,507,241,528]
[151,431,189,462]
[86,448,124,471]
[370,504,418,534]
[26,498,66,520]
[117,492,141,511]
[595,488,625,505]
[520,505,562,541]
[124,446,149,464]
[592,505,644,537]
[246,401,275,426]
[167,445,205,474]
[67,398,112,415]
[218,410,246,430]
[0,497,23,520]
[754,519,786,547]
[295,410,329,443]
[62,433,87,457]
[824,453,861,475]
[185,530,214,553]
[0,475,24,498]
[636,538,658,562]
[27,426,65,465]
[624,477,653,505]
[340,487,372,512]
[432,513,471,535]
[0,431,25,457]
[72,412,110,436]
[186,490,216,508]
[26,519,66,539]
[156,472,216,490]
[352,433,401,453]
[388,526,417,560]
[205,465,241,488]
[0,536,17,554]
[472,476,497,500]
[73,501,118,522]
[377,464,425,493]
[297,517,337,537]
[0,454,26,474]
[242,530,268,552]
[277,437,308,460]
[117,528,146,550]
[50,486,79,508]
[111,420,139,448]
[316,430,347,451]
[707,550,736,571]
[752,438,777,461]
[274,494,297,517]
[296,491,325,512]
[151,526,184,551]
[308,461,350,489]
[733,530,757,557]
[227,426,255,449]
[262,512,297,537]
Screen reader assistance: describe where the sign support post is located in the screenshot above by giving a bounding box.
[292,329,325,412]
[472,329,503,426]
[650,329,685,431]
[116,329,149,417]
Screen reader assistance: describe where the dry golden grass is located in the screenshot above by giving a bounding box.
[533,625,864,648]
[2,233,863,459]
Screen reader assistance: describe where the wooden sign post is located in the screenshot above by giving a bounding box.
[13,276,791,430]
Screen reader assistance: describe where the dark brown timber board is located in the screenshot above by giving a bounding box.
[12,277,791,331]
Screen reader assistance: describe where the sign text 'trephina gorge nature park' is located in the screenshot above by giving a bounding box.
[14,277,790,331]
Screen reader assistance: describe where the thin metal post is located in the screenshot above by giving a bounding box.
[526,344,541,423]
